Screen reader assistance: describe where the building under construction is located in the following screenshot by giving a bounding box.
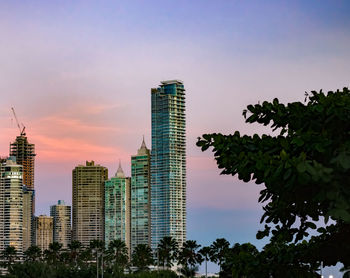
[10,135,36,190]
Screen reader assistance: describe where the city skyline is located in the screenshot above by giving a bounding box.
[1,1,349,276]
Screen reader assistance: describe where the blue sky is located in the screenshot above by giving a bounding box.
[1,0,349,276]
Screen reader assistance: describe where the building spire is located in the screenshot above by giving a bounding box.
[141,135,147,149]
[116,160,125,178]
[137,136,149,155]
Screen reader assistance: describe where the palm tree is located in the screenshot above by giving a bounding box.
[178,265,199,278]
[90,239,105,278]
[199,246,211,278]
[45,242,63,265]
[131,244,154,272]
[157,236,179,269]
[68,240,82,266]
[209,238,230,273]
[2,246,17,269]
[178,240,203,278]
[24,245,42,262]
[107,239,129,274]
[79,248,93,266]
[59,251,71,265]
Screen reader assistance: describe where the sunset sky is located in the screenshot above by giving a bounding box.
[1,0,350,275]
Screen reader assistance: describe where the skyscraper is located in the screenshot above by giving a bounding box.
[0,157,23,256]
[72,161,107,246]
[23,186,34,251]
[34,215,53,251]
[10,135,36,214]
[50,200,71,249]
[131,138,151,253]
[105,163,131,254]
[151,80,186,249]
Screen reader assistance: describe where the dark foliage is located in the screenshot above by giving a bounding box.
[197,88,350,270]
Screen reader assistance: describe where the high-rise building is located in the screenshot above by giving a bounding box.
[131,138,151,253]
[72,161,107,246]
[10,135,35,215]
[105,163,131,254]
[0,157,23,256]
[50,200,71,249]
[35,215,53,251]
[23,186,34,251]
[151,80,186,249]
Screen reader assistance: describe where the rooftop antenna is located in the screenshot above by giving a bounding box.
[11,107,26,136]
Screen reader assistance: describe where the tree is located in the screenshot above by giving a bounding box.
[6,261,55,278]
[197,88,350,269]
[132,244,154,272]
[79,248,93,267]
[106,239,129,274]
[198,246,211,278]
[89,239,105,277]
[178,240,203,278]
[68,240,82,266]
[2,246,17,269]
[157,236,179,269]
[209,238,230,273]
[220,243,260,278]
[24,245,42,262]
[45,242,63,265]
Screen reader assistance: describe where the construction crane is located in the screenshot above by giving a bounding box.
[11,107,26,136]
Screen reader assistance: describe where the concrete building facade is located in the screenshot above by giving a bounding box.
[10,135,36,214]
[72,161,107,246]
[0,157,23,256]
[50,200,71,249]
[23,186,34,251]
[35,215,53,251]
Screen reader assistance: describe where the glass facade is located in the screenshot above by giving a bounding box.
[151,80,186,249]
[131,139,151,253]
[104,164,131,252]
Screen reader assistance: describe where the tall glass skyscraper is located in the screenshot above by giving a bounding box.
[105,163,131,253]
[131,138,151,253]
[151,80,186,249]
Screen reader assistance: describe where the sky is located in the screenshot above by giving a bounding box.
[1,0,350,276]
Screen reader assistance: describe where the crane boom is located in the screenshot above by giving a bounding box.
[11,107,26,136]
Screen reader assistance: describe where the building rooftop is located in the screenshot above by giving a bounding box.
[160,80,183,85]
[37,215,52,218]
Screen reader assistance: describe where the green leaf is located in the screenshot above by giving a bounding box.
[328,209,350,222]
[296,161,307,173]
[305,222,317,230]
[283,168,292,180]
[338,152,350,169]
[280,149,287,160]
